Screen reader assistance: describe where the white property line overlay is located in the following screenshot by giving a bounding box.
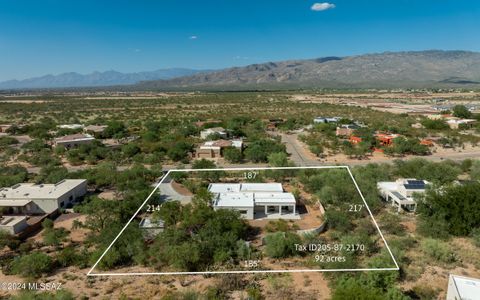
[87,165,400,276]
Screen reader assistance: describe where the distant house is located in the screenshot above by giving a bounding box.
[195,140,242,159]
[375,132,399,147]
[336,124,360,137]
[0,179,87,215]
[314,117,341,124]
[349,136,363,144]
[200,127,228,139]
[447,274,480,300]
[446,118,477,129]
[84,125,108,137]
[0,124,12,133]
[194,120,222,128]
[209,183,298,220]
[139,217,165,239]
[420,139,435,147]
[58,124,84,130]
[266,119,285,131]
[377,179,429,212]
[54,133,95,149]
[0,215,28,234]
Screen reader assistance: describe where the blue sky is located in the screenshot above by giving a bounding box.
[0,0,479,81]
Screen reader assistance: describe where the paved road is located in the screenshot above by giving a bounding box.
[279,132,318,166]
[158,180,192,204]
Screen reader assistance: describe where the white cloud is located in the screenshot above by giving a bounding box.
[311,2,335,11]
[189,35,198,40]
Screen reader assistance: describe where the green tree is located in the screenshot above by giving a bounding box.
[332,278,384,300]
[417,182,480,236]
[452,104,472,118]
[223,147,243,163]
[264,232,301,258]
[11,252,53,278]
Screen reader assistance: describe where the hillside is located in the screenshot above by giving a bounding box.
[134,50,480,90]
[0,68,206,89]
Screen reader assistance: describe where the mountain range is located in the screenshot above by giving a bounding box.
[2,50,480,90]
[0,68,206,89]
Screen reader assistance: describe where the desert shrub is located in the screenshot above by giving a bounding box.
[471,228,480,248]
[264,232,301,258]
[410,285,439,300]
[324,210,353,233]
[378,213,406,236]
[417,182,480,236]
[420,238,457,264]
[264,219,291,232]
[11,252,54,278]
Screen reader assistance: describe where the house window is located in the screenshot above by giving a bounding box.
[60,201,65,207]
[238,210,248,215]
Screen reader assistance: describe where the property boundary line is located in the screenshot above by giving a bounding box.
[87,165,400,276]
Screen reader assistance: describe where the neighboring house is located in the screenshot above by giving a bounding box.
[314,117,341,124]
[0,215,28,234]
[84,125,108,137]
[446,274,480,300]
[139,217,165,239]
[349,136,363,144]
[196,140,243,159]
[0,179,87,215]
[336,124,360,137]
[58,124,84,130]
[194,120,222,128]
[208,183,298,220]
[200,127,228,139]
[375,132,400,146]
[0,124,12,133]
[54,133,95,149]
[266,119,285,131]
[446,118,477,129]
[377,179,429,212]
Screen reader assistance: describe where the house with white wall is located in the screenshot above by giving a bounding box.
[0,179,87,215]
[377,179,429,212]
[208,183,298,220]
[446,274,480,300]
[200,127,228,139]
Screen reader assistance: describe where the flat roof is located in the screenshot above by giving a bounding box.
[377,181,398,192]
[0,179,87,200]
[209,183,241,193]
[0,199,32,207]
[215,192,254,208]
[240,183,283,192]
[254,192,296,204]
[450,274,480,300]
[209,183,284,194]
[0,215,27,226]
[54,133,94,143]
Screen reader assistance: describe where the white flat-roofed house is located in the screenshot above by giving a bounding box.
[314,117,341,124]
[447,274,480,300]
[200,127,228,139]
[446,118,477,130]
[0,179,87,215]
[84,125,108,137]
[209,183,298,220]
[0,216,28,234]
[58,124,84,130]
[377,179,429,212]
[54,133,95,149]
